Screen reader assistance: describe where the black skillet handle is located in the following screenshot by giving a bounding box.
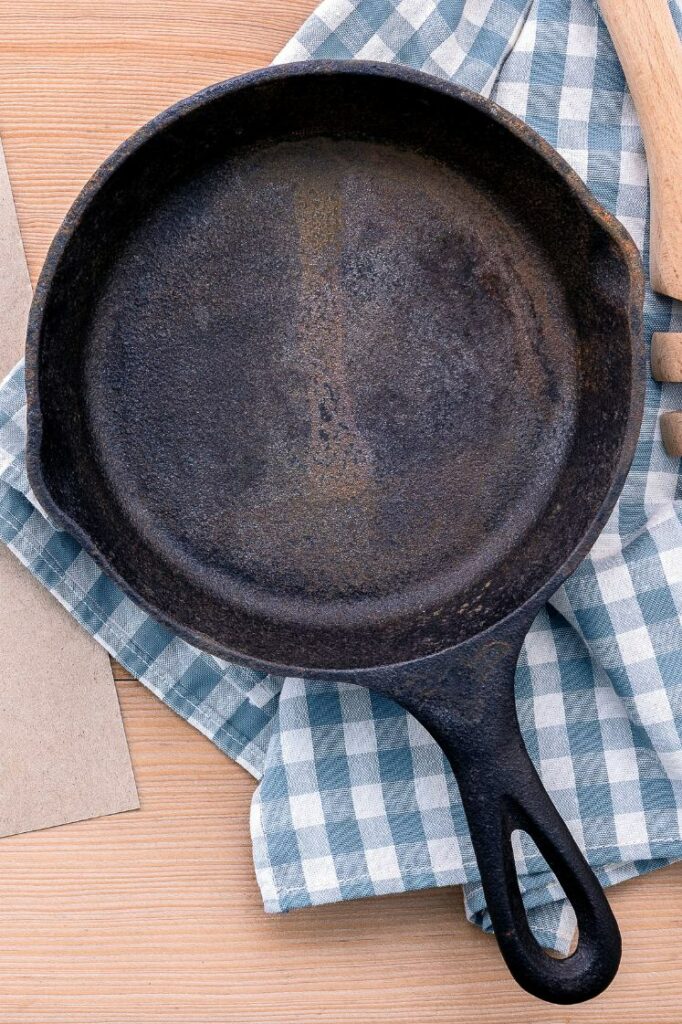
[398,628,621,1004]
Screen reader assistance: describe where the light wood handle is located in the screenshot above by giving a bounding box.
[599,0,682,300]
[661,412,682,457]
[652,332,682,381]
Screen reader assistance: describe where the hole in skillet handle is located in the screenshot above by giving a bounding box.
[390,627,621,1004]
[508,829,579,960]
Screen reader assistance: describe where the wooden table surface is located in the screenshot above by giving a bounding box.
[1,2,681,1021]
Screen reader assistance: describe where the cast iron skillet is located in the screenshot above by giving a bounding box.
[26,62,644,1003]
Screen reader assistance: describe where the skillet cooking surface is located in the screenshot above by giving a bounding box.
[28,65,641,670]
[89,141,575,612]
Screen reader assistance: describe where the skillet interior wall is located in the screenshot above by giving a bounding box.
[32,69,639,669]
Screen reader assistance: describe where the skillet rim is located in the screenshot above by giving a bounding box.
[24,59,646,678]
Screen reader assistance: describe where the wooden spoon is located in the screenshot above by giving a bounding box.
[599,0,682,300]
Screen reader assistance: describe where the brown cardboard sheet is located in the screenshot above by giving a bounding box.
[0,139,139,836]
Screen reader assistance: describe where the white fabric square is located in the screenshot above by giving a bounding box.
[540,755,576,791]
[525,627,558,666]
[250,799,265,838]
[510,829,527,871]
[273,39,311,64]
[351,783,385,819]
[283,676,308,697]
[635,689,673,727]
[604,746,639,783]
[356,34,396,61]
[249,681,278,709]
[495,80,530,117]
[318,0,356,30]
[280,726,314,763]
[595,683,626,721]
[659,749,682,780]
[598,562,636,604]
[534,692,566,726]
[558,85,592,122]
[620,149,647,186]
[406,714,433,747]
[396,0,436,30]
[660,548,682,586]
[431,34,467,75]
[414,773,451,810]
[343,719,378,755]
[590,527,625,560]
[289,791,326,828]
[463,0,494,28]
[566,19,597,56]
[302,855,339,893]
[365,845,401,882]
[645,469,678,505]
[514,15,537,52]
[617,626,656,666]
[428,836,463,872]
[256,866,277,900]
[614,811,649,848]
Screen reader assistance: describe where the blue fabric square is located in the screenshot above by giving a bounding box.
[326,818,365,854]
[387,810,427,846]
[377,748,417,783]
[315,754,353,791]
[307,689,344,727]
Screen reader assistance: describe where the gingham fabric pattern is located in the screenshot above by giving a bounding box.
[1,0,682,955]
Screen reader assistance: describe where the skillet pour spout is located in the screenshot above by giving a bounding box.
[25,62,645,1002]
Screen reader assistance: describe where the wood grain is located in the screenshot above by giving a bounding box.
[2,2,682,1021]
[598,0,682,300]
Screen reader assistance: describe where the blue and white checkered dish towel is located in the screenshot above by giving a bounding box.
[2,0,682,954]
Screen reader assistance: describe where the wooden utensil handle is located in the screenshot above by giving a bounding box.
[661,412,682,457]
[652,332,682,381]
[599,0,682,300]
